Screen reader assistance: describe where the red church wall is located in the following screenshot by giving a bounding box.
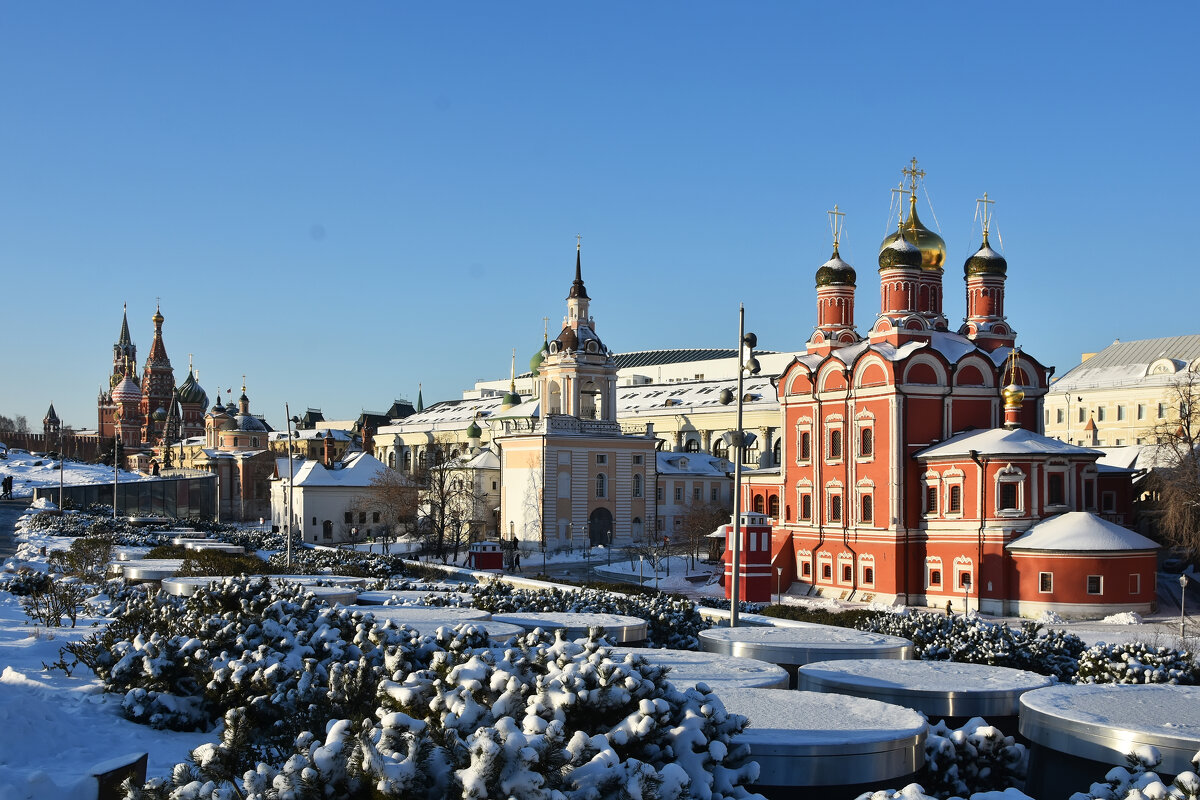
[1008,551,1157,612]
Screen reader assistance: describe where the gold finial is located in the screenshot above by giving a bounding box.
[1005,346,1021,386]
[542,316,550,340]
[241,375,246,394]
[828,204,846,251]
[188,353,193,372]
[576,233,582,251]
[976,191,996,243]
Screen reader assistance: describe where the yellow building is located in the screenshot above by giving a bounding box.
[1044,336,1200,447]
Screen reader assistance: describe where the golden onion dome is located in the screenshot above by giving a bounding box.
[879,198,946,272]
[1001,383,1025,407]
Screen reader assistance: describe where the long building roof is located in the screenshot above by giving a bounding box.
[1054,335,1200,391]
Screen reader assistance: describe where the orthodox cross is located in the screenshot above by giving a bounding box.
[1006,346,1022,386]
[976,191,995,237]
[543,316,550,339]
[902,157,926,195]
[827,204,845,250]
[576,233,582,250]
[890,181,910,229]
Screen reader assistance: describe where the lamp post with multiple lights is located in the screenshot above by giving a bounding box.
[718,304,760,627]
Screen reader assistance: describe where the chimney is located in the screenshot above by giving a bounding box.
[323,430,334,467]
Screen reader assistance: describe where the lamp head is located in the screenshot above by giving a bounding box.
[719,388,734,405]
[745,356,761,375]
[743,332,757,348]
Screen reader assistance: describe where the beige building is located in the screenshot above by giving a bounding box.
[497,243,658,549]
[1044,336,1200,447]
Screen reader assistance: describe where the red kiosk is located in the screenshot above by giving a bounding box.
[468,540,504,571]
[721,511,774,603]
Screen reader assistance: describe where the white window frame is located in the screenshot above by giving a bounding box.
[1086,575,1103,595]
[1038,571,1053,593]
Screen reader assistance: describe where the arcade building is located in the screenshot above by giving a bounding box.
[740,163,1157,618]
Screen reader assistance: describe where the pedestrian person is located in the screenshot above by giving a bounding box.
[513,551,521,572]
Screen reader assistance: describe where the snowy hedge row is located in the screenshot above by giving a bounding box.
[69,578,763,800]
[468,581,711,650]
[264,546,414,578]
[857,610,1199,685]
[857,610,1085,681]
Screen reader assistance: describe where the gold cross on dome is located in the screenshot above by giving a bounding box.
[891,181,910,230]
[902,157,926,195]
[1006,347,1021,385]
[827,204,846,250]
[576,233,582,251]
[976,191,996,237]
[542,316,550,338]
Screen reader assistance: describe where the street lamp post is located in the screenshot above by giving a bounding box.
[718,303,761,627]
[1181,573,1190,640]
[284,404,298,569]
[776,566,783,605]
[962,574,972,616]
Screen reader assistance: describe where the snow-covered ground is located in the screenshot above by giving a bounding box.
[0,451,144,499]
[0,592,213,799]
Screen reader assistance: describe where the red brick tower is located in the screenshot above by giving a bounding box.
[139,304,176,445]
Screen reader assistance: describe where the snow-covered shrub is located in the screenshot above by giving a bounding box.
[469,581,711,649]
[856,786,1034,800]
[0,569,53,596]
[1068,746,1200,800]
[265,545,412,578]
[1074,641,1199,685]
[57,576,420,744]
[857,611,1085,681]
[132,630,764,800]
[19,573,89,627]
[696,596,768,614]
[917,718,1028,799]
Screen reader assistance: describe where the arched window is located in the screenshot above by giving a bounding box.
[633,473,643,497]
[859,428,873,457]
[773,439,781,466]
[828,430,842,460]
[767,495,780,517]
[861,495,873,523]
[388,452,395,468]
[684,439,700,453]
[596,473,607,498]
[322,520,333,540]
[632,517,643,539]
[753,494,765,513]
[713,439,728,459]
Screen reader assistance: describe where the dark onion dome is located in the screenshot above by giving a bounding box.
[529,337,549,375]
[176,370,208,406]
[877,228,923,270]
[555,325,579,352]
[879,202,946,272]
[224,401,237,414]
[814,247,857,287]
[153,407,168,421]
[466,419,482,438]
[964,233,1008,277]
[503,388,522,406]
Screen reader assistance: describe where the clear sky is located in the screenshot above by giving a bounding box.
[2,3,1196,432]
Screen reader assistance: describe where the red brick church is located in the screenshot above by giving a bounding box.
[741,162,1157,618]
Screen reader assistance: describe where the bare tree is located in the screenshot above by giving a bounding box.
[1147,372,1200,557]
[522,455,544,548]
[418,436,490,563]
[678,501,732,568]
[364,465,421,554]
[0,414,29,433]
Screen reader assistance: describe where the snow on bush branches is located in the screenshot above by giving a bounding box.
[856,610,1198,684]
[61,577,761,799]
[467,581,712,650]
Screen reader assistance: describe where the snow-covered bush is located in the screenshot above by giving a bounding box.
[264,545,412,578]
[469,581,711,649]
[917,718,1027,799]
[127,628,764,800]
[856,786,1034,800]
[1074,641,1199,685]
[857,611,1085,681]
[56,576,420,743]
[1068,746,1200,800]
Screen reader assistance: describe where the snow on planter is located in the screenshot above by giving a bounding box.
[699,623,912,683]
[491,611,650,643]
[797,659,1052,721]
[159,575,358,604]
[719,688,927,789]
[341,604,492,625]
[611,647,790,690]
[356,588,476,605]
[1020,683,1200,798]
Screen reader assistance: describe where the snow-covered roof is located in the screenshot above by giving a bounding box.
[1052,335,1200,392]
[917,427,1102,460]
[270,428,354,442]
[489,397,540,420]
[1006,512,1158,552]
[656,452,731,476]
[619,375,777,415]
[288,452,390,488]
[377,395,504,433]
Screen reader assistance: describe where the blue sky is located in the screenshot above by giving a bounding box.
[2,3,1196,431]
